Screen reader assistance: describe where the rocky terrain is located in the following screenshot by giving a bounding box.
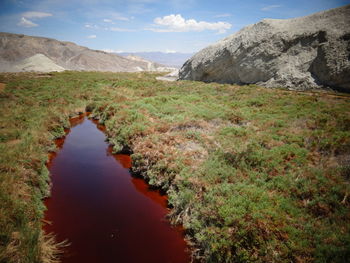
[179,5,350,92]
[0,32,172,73]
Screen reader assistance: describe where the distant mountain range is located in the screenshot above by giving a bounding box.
[0,32,176,73]
[118,52,194,68]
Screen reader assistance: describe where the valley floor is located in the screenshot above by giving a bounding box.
[0,71,349,262]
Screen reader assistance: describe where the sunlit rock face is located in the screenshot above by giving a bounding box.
[179,5,350,92]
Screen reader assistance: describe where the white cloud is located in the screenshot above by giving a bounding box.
[261,5,282,11]
[85,22,135,32]
[150,14,231,34]
[17,11,52,28]
[87,34,97,39]
[214,13,231,18]
[85,23,99,29]
[165,49,176,53]
[17,17,38,27]
[22,11,52,18]
[109,27,135,32]
[103,19,113,23]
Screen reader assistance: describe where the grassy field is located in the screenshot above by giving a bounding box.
[0,71,349,262]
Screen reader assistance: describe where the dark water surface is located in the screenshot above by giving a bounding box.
[44,116,190,263]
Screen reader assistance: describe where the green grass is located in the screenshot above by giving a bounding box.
[0,71,349,262]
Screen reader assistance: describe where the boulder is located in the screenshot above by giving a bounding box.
[179,5,350,92]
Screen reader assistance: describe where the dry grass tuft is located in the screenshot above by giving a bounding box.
[39,232,69,263]
[2,232,22,263]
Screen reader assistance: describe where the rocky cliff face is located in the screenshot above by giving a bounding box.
[0,32,170,73]
[179,5,350,92]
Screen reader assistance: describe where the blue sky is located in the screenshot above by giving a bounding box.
[0,0,349,53]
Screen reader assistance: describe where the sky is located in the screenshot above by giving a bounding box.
[0,0,349,53]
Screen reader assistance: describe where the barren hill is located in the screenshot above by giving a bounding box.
[0,32,171,72]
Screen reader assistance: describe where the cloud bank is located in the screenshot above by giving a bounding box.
[150,14,231,34]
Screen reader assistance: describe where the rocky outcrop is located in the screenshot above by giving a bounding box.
[179,5,350,92]
[0,32,170,73]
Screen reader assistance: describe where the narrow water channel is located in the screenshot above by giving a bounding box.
[44,115,190,263]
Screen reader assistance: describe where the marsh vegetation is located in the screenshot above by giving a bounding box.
[0,71,349,262]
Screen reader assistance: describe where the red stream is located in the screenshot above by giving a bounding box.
[44,115,190,263]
